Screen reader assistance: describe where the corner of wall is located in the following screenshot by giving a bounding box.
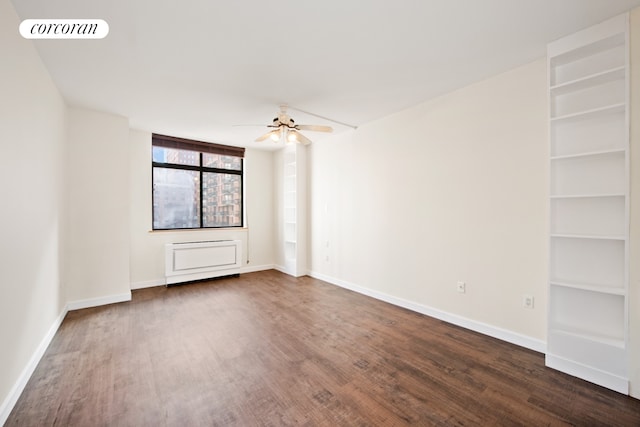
[627,6,640,400]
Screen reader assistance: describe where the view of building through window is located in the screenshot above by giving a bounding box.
[152,138,243,229]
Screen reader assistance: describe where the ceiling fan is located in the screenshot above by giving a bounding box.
[254,105,333,145]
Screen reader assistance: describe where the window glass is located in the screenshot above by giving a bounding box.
[152,147,200,166]
[152,168,201,229]
[202,173,242,227]
[203,153,242,170]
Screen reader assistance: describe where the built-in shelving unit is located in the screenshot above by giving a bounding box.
[281,144,307,277]
[546,13,629,394]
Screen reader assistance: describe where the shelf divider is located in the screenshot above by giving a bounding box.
[550,233,625,241]
[550,148,625,161]
[550,66,625,95]
[549,328,625,349]
[550,103,625,122]
[550,281,625,296]
[550,193,625,199]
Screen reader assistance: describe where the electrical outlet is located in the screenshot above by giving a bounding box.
[523,295,534,309]
[456,281,466,293]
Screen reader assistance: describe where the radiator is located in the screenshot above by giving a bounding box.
[165,240,242,285]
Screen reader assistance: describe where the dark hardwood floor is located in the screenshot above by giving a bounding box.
[7,270,640,426]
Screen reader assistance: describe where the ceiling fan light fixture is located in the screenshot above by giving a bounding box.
[287,130,298,143]
[269,130,280,142]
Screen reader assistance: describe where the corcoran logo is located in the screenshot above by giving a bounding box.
[19,19,109,39]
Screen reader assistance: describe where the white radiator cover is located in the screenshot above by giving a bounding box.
[165,240,242,285]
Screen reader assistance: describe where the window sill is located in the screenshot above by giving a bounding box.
[148,227,248,233]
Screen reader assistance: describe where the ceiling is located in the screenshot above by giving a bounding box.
[10,0,640,150]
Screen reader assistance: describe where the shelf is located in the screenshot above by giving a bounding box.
[550,196,625,237]
[549,328,625,349]
[546,15,629,391]
[550,66,625,95]
[550,193,625,199]
[550,148,625,161]
[550,151,625,196]
[281,143,307,277]
[551,103,624,122]
[550,233,625,241]
[550,281,625,296]
[550,32,625,66]
[549,280,626,344]
[550,237,625,289]
[551,108,625,158]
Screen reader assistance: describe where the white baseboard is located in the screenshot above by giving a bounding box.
[131,265,275,290]
[546,354,629,394]
[0,306,68,426]
[274,265,307,277]
[308,270,546,354]
[130,279,165,290]
[241,264,275,274]
[67,291,132,311]
[274,264,291,275]
[166,268,241,285]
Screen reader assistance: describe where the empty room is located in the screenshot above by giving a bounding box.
[2,0,640,425]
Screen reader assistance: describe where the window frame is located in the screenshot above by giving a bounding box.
[151,133,245,230]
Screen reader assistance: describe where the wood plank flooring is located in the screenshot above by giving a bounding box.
[7,270,640,426]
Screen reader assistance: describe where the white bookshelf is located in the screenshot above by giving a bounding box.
[546,14,629,394]
[281,144,307,277]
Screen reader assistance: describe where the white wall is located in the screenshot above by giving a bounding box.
[244,148,276,270]
[65,108,131,305]
[129,130,274,287]
[629,8,640,400]
[309,59,548,342]
[0,0,67,419]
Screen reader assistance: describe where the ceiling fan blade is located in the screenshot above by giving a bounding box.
[296,124,333,133]
[234,124,280,128]
[294,132,313,145]
[255,130,277,142]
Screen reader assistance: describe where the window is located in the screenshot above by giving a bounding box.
[152,134,245,230]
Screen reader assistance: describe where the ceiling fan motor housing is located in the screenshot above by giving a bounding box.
[255,106,332,144]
